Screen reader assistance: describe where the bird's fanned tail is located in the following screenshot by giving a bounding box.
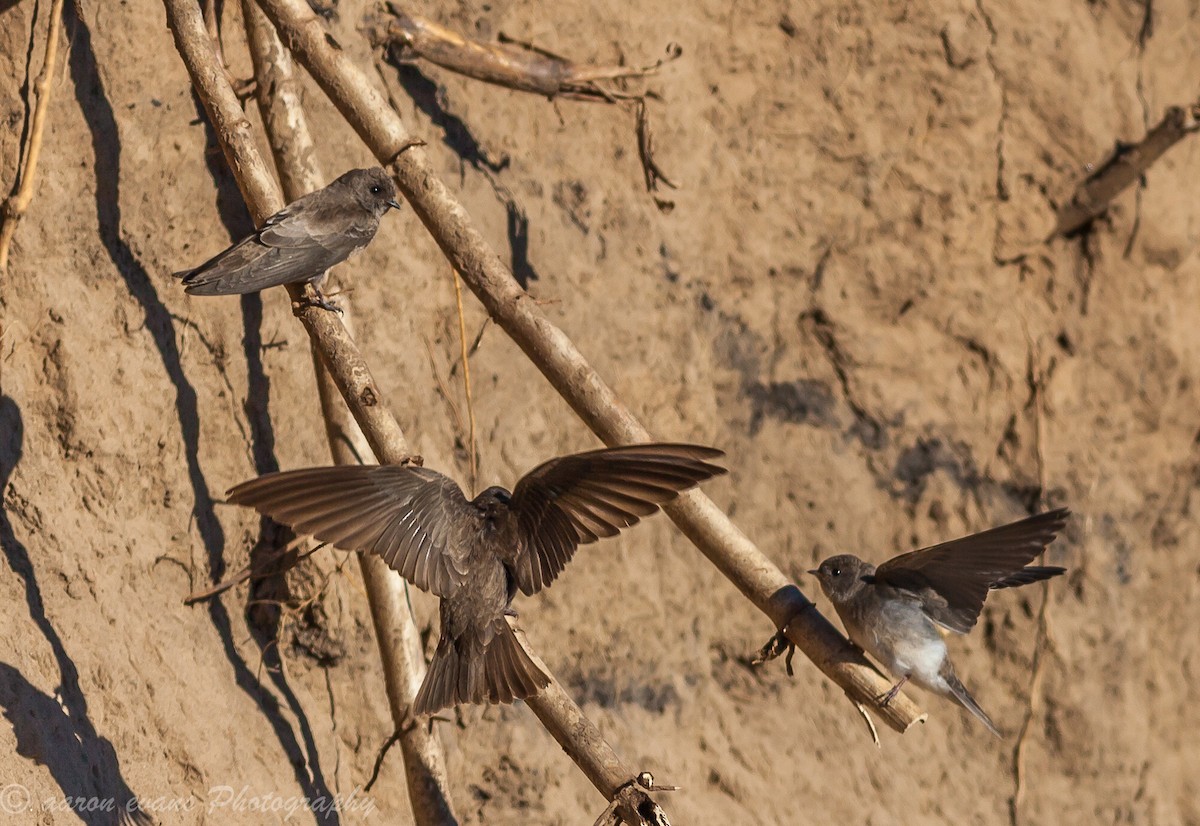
[413,621,550,716]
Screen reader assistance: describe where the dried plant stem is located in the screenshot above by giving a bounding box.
[1009,348,1056,825]
[183,536,322,605]
[449,268,477,493]
[241,2,455,822]
[255,0,926,734]
[0,0,65,271]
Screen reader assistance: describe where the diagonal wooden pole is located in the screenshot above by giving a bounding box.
[253,0,926,734]
[164,1,667,821]
[241,3,455,822]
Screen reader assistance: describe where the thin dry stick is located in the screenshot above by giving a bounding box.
[0,0,65,271]
[1052,102,1200,237]
[241,3,456,822]
[423,335,467,437]
[255,0,926,735]
[1009,349,1057,825]
[183,536,322,604]
[167,2,661,822]
[449,268,477,493]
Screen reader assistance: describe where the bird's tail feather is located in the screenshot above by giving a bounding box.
[943,667,1001,737]
[413,621,549,716]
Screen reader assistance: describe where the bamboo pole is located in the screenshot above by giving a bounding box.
[164,1,666,821]
[241,3,455,822]
[254,0,926,734]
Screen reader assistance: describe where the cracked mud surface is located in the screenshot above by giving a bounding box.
[1,0,1198,823]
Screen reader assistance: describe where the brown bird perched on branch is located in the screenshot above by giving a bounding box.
[226,444,726,716]
[808,509,1069,736]
[174,167,401,311]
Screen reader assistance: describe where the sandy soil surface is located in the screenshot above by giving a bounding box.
[2,0,1199,823]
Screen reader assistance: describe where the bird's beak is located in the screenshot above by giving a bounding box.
[806,569,819,576]
[386,199,403,211]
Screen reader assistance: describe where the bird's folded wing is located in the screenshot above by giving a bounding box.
[507,443,727,595]
[226,464,473,598]
[872,508,1069,634]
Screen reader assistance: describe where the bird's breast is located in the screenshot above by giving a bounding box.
[868,599,948,690]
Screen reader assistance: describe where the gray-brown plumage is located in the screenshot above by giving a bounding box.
[809,508,1069,736]
[226,443,726,716]
[174,167,401,309]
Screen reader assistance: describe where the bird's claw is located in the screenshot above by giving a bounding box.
[293,290,344,315]
[875,676,908,707]
[314,297,344,315]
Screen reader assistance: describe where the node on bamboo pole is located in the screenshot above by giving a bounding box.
[253,0,927,736]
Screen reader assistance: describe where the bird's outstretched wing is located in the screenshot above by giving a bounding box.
[507,443,726,595]
[226,464,474,598]
[872,508,1069,633]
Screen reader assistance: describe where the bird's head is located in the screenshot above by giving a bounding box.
[807,554,871,603]
[342,167,402,216]
[475,486,513,518]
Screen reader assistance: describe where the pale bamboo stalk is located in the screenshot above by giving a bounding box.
[165,2,664,822]
[254,0,926,734]
[0,0,65,270]
[241,3,456,822]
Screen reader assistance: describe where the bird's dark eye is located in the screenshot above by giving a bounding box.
[831,567,841,577]
[370,185,382,194]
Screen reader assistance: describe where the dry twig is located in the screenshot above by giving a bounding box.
[848,695,881,748]
[1052,102,1200,238]
[635,99,677,211]
[183,536,323,605]
[255,0,928,736]
[1009,347,1057,825]
[0,0,66,271]
[449,267,477,493]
